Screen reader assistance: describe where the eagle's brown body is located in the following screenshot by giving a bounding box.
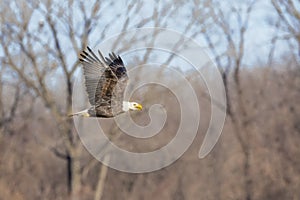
[69,46,142,118]
[79,47,128,117]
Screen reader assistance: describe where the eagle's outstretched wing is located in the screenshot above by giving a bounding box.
[79,47,128,117]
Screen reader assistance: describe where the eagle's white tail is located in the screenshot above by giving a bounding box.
[68,109,90,117]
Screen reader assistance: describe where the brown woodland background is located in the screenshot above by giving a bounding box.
[0,0,299,200]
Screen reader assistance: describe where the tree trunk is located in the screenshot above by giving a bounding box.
[94,155,110,200]
[66,152,82,199]
[244,147,252,200]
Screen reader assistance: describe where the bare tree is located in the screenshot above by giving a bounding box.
[201,1,257,199]
[0,66,20,135]
[270,0,300,65]
[0,0,102,197]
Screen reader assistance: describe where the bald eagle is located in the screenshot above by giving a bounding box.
[69,47,142,118]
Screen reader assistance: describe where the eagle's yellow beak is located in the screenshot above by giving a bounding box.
[135,104,143,111]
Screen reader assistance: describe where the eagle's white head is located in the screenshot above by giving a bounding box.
[123,101,143,112]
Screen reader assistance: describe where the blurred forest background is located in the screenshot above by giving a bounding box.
[0,0,299,200]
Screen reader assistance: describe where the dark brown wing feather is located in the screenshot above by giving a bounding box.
[79,46,128,117]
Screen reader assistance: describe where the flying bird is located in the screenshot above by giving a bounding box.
[69,47,142,118]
